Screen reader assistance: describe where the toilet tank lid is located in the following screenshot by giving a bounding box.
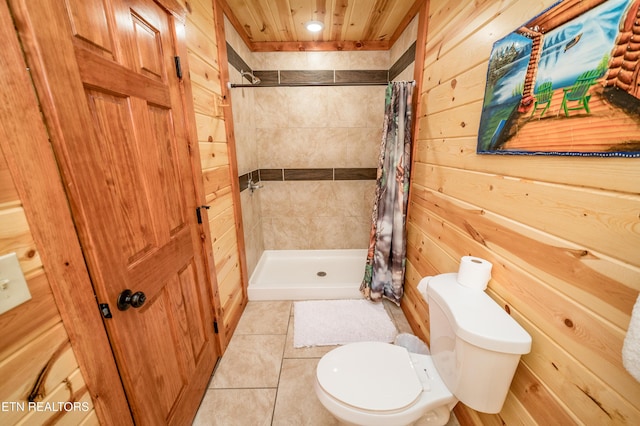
[427,273,532,354]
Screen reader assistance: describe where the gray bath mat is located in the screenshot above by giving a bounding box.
[293,299,397,348]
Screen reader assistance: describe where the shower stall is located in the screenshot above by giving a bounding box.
[248,249,368,300]
[224,15,418,300]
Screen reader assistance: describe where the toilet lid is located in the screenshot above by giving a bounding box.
[316,342,423,412]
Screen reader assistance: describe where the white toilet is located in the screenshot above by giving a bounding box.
[314,271,532,426]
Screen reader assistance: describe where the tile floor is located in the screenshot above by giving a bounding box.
[193,300,460,426]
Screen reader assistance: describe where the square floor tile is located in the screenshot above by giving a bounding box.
[272,358,338,426]
[193,388,276,426]
[211,334,286,388]
[235,301,292,335]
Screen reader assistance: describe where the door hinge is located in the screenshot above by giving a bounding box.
[99,303,113,319]
[174,56,182,80]
[213,321,219,334]
[196,205,210,224]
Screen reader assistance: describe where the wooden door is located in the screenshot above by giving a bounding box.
[10,0,219,424]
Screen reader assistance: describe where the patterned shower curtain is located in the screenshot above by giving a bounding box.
[361,81,415,305]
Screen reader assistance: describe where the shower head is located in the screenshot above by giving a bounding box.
[240,70,261,85]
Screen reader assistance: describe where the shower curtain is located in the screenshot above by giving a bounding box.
[361,81,415,305]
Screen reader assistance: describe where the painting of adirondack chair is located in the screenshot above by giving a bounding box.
[530,82,554,118]
[477,0,640,157]
[560,69,601,117]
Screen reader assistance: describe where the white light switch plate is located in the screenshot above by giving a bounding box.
[0,252,32,315]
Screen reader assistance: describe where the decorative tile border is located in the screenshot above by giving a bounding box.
[389,41,417,81]
[335,168,377,180]
[280,70,334,85]
[257,169,283,181]
[284,168,333,180]
[245,70,388,87]
[253,71,279,85]
[226,43,410,87]
[335,70,389,84]
[238,168,377,191]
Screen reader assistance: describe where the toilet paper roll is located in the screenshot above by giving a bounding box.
[456,256,492,291]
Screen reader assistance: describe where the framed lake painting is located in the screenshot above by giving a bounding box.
[477,0,640,157]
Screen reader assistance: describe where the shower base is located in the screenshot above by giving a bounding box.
[248,249,367,300]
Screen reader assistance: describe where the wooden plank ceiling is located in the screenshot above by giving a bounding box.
[219,0,423,51]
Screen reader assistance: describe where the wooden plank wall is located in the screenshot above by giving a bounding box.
[0,148,97,426]
[182,0,247,351]
[402,0,640,424]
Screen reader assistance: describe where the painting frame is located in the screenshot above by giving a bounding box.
[477,0,640,157]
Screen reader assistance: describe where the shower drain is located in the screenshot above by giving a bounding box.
[316,271,327,277]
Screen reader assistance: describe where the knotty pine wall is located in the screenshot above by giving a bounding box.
[402,0,640,424]
[0,151,96,425]
[183,0,247,350]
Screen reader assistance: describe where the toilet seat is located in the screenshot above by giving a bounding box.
[316,342,424,412]
[315,342,457,426]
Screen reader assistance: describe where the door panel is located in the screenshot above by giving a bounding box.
[147,104,186,234]
[85,89,155,261]
[131,13,164,80]
[179,263,209,357]
[13,0,219,424]
[65,0,116,59]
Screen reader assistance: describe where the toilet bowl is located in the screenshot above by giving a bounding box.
[315,341,457,426]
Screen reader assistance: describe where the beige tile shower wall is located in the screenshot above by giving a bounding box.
[391,15,418,64]
[254,50,390,70]
[261,181,375,250]
[255,86,383,168]
[240,189,264,276]
[226,18,258,175]
[391,15,418,82]
[231,80,258,175]
[393,63,416,84]
[232,80,262,274]
[225,18,264,276]
[224,15,254,71]
[253,72,386,250]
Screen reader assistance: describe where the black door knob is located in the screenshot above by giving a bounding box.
[117,289,147,311]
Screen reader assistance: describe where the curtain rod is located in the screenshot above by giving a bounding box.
[229,82,389,88]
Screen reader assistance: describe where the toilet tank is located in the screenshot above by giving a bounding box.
[423,273,531,414]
